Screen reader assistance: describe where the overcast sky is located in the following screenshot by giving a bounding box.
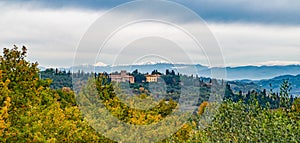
[1,0,300,68]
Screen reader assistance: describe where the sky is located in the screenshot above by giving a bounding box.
[0,0,300,68]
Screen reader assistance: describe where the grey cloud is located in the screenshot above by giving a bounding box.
[174,0,300,25]
[3,0,300,25]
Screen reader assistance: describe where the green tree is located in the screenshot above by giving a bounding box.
[279,79,292,111]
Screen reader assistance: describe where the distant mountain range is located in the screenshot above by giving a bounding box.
[228,74,300,95]
[69,63,300,80]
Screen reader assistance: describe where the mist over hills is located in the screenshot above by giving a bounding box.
[230,74,300,95]
[69,63,300,80]
[253,74,300,95]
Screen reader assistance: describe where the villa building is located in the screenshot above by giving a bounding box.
[146,74,161,82]
[109,70,135,83]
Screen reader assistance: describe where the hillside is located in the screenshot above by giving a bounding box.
[254,74,300,95]
[69,63,300,80]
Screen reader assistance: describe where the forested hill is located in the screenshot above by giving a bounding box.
[254,74,300,95]
[40,67,300,96]
[229,74,300,95]
[69,63,300,80]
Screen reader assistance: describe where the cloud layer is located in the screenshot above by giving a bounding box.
[0,1,300,67]
[4,0,300,25]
